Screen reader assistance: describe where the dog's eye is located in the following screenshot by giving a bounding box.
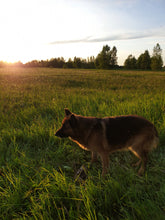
[62,123,66,128]
[63,122,69,129]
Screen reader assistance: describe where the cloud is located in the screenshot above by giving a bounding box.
[49,28,165,45]
[49,36,92,44]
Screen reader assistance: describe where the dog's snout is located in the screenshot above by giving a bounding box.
[55,129,67,138]
[55,130,60,137]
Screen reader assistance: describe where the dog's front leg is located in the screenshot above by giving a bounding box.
[91,151,98,163]
[100,152,109,176]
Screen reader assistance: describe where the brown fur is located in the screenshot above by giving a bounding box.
[55,109,159,176]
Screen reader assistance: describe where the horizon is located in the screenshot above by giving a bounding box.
[0,0,165,65]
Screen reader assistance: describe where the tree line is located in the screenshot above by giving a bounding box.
[0,43,164,70]
[22,45,118,69]
[124,43,163,70]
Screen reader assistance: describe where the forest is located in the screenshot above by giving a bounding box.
[0,43,164,70]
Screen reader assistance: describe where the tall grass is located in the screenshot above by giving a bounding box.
[0,67,165,219]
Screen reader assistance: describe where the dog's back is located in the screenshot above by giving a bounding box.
[104,115,158,150]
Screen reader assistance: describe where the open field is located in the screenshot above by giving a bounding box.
[0,67,165,219]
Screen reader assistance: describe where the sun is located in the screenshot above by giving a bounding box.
[0,35,26,63]
[0,35,45,64]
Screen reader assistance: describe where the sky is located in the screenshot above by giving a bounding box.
[0,0,165,65]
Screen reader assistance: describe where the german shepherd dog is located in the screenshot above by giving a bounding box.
[55,109,159,176]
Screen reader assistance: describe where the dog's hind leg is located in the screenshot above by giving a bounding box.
[137,151,148,176]
[132,159,142,167]
[130,145,148,176]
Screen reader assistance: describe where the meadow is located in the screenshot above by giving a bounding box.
[0,67,165,219]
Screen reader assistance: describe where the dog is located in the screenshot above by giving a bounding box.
[55,109,159,176]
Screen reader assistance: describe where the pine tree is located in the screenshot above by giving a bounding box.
[151,43,163,70]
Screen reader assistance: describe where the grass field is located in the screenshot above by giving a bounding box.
[0,67,165,219]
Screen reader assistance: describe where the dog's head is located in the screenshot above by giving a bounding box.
[55,109,77,138]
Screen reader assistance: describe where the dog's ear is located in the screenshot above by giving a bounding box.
[64,108,72,117]
[69,114,77,127]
